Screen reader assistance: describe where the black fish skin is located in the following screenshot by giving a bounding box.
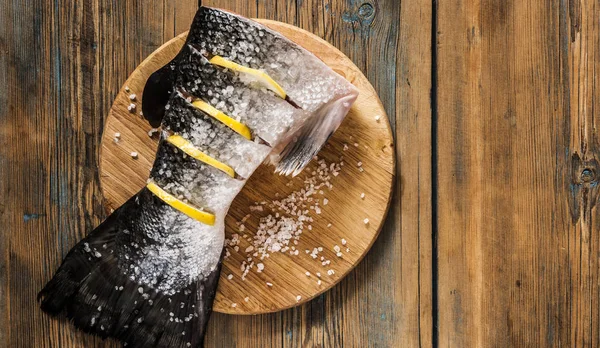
[39,189,220,348]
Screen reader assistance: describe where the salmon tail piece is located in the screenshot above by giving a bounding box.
[38,190,221,348]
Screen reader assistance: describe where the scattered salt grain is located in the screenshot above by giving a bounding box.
[360,193,365,199]
[363,218,370,225]
[343,144,349,151]
[357,161,363,167]
[341,238,347,246]
[147,128,159,137]
[130,152,138,159]
[124,86,130,92]
[257,263,264,272]
[354,143,359,147]
[327,269,335,276]
[334,245,341,253]
[327,223,332,228]
[323,198,329,206]
[336,252,343,257]
[244,297,250,302]
[316,272,321,278]
[266,282,273,287]
[317,280,322,286]
[296,295,302,302]
[305,271,311,277]
[127,103,136,112]
[227,274,233,280]
[114,132,121,139]
[231,303,237,308]
[375,115,381,122]
[129,94,136,101]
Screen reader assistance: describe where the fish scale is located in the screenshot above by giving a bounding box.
[39,6,359,347]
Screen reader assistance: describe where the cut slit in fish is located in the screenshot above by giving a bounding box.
[39,6,359,348]
[191,44,302,109]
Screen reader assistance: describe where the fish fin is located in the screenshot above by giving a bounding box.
[38,190,221,348]
[274,93,358,176]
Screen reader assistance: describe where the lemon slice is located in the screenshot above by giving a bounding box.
[166,134,235,178]
[146,181,216,226]
[209,55,287,99]
[191,99,252,140]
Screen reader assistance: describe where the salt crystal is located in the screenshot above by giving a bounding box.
[357,162,363,167]
[129,93,136,100]
[316,272,321,278]
[363,218,370,225]
[375,115,381,122]
[327,223,332,228]
[296,295,302,302]
[114,132,121,138]
[361,193,365,199]
[343,144,349,151]
[334,245,341,253]
[354,143,359,147]
[266,282,273,287]
[227,274,233,280]
[323,198,329,205]
[231,303,237,308]
[257,263,264,272]
[341,238,347,245]
[130,152,138,159]
[127,103,136,111]
[305,271,311,277]
[327,270,335,276]
[336,252,343,257]
[244,297,250,302]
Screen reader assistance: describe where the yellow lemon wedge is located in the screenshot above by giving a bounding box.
[209,55,287,99]
[146,181,216,226]
[166,134,235,178]
[191,99,252,140]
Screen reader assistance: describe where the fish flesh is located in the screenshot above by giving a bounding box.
[39,6,358,347]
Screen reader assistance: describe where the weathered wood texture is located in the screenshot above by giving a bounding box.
[0,0,431,347]
[436,0,600,346]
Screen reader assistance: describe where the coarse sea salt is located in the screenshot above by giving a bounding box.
[224,158,343,277]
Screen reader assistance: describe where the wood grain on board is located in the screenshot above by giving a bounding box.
[99,21,395,315]
[0,1,431,347]
[436,0,600,346]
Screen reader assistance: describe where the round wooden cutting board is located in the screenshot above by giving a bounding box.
[99,20,394,315]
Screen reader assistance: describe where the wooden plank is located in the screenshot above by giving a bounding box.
[436,0,600,346]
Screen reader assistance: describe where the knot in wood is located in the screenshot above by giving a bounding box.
[580,168,596,183]
[358,3,375,20]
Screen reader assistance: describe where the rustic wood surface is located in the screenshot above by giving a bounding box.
[435,0,600,346]
[98,22,395,315]
[0,0,432,347]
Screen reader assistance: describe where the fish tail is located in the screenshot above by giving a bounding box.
[38,190,220,347]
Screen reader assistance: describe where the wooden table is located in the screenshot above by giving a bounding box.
[0,0,596,347]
